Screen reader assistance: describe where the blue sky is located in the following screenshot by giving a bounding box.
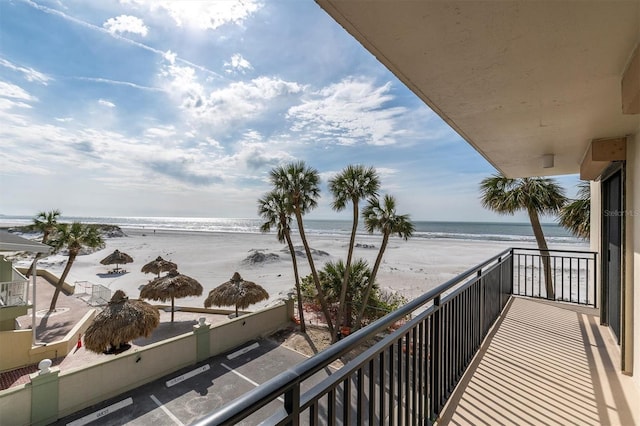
[0,0,581,222]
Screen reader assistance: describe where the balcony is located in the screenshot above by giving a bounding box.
[192,248,640,425]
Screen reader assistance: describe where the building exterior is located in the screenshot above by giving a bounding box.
[315,0,640,392]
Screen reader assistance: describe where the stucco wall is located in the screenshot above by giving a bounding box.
[209,302,291,355]
[58,334,196,418]
[629,128,639,389]
[0,309,96,372]
[0,384,31,426]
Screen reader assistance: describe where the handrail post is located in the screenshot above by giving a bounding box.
[284,384,300,426]
[431,295,442,419]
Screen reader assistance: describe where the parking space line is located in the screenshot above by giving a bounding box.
[150,394,184,426]
[166,364,210,387]
[227,342,260,359]
[220,363,284,403]
[66,397,133,426]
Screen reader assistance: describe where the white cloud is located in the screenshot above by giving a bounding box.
[224,54,253,74]
[159,63,303,129]
[0,81,36,101]
[163,50,177,65]
[103,15,149,36]
[287,78,407,146]
[0,58,52,85]
[98,99,116,108]
[120,0,262,31]
[144,125,176,139]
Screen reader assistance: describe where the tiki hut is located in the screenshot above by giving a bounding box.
[100,249,134,273]
[140,269,203,322]
[204,272,269,317]
[84,290,159,354]
[141,256,178,278]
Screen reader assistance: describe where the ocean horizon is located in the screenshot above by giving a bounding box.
[0,214,583,245]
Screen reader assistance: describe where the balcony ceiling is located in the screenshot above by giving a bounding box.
[316,1,640,177]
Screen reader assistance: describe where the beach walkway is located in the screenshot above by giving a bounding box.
[1,277,230,390]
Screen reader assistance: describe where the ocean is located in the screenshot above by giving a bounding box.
[0,215,583,245]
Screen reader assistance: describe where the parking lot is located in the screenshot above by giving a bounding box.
[56,339,332,426]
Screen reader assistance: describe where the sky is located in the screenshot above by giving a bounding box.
[0,0,581,222]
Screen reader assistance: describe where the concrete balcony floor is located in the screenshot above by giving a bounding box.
[440,297,640,425]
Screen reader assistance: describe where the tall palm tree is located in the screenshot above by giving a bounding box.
[328,165,380,335]
[269,161,334,337]
[480,173,566,299]
[48,222,104,311]
[559,181,590,239]
[258,189,306,332]
[25,209,61,277]
[354,195,414,330]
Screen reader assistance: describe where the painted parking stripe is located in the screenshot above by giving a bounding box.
[66,397,133,426]
[220,363,284,403]
[166,364,210,387]
[227,342,260,360]
[150,394,184,426]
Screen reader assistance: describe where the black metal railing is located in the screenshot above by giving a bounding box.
[512,247,597,306]
[192,249,514,425]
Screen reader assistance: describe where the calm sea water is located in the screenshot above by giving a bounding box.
[0,215,582,244]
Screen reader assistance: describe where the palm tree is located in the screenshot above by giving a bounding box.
[25,209,61,277]
[480,173,566,299]
[269,161,334,337]
[328,165,380,335]
[318,259,371,330]
[258,189,306,332]
[354,195,414,330]
[48,222,104,311]
[559,181,590,239]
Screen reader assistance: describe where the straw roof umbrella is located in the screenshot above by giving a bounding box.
[204,272,269,317]
[141,256,178,278]
[100,249,134,273]
[84,290,160,354]
[140,269,203,322]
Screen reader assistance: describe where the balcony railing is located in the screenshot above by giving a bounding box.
[191,247,597,425]
[0,280,29,307]
[512,247,596,306]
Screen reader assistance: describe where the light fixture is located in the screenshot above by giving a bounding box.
[542,154,555,168]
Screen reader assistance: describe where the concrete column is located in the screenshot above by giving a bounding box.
[30,359,59,426]
[193,318,211,362]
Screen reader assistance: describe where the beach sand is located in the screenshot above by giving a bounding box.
[12,228,588,311]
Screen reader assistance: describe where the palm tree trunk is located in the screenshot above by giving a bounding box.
[171,296,175,323]
[26,231,50,278]
[354,232,389,330]
[528,208,554,299]
[285,230,306,332]
[294,207,335,337]
[49,252,76,312]
[25,253,42,278]
[336,203,358,338]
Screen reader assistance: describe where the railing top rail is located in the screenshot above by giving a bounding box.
[0,280,29,286]
[191,247,513,426]
[512,247,597,255]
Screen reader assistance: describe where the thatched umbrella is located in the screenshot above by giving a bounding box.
[84,290,159,354]
[141,256,178,278]
[100,249,134,273]
[140,269,203,322]
[204,272,269,317]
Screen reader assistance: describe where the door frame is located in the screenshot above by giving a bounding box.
[599,163,625,350]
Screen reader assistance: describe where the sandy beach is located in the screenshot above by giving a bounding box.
[11,227,589,311]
